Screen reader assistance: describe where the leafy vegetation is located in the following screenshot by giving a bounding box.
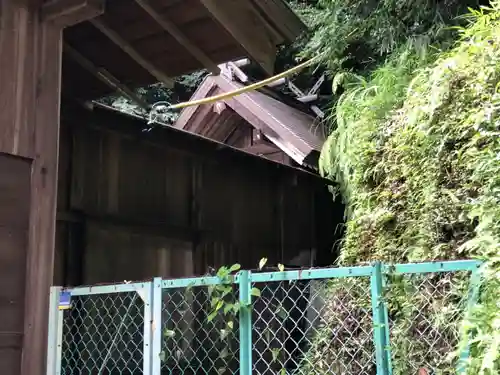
[316,2,500,373]
[299,0,485,72]
[100,70,207,123]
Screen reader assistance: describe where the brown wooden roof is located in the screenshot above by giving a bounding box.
[61,0,306,100]
[174,75,325,168]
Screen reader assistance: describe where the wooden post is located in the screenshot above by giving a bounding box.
[0,1,102,375]
[0,3,63,375]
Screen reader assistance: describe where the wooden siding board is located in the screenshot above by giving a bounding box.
[0,154,31,375]
[84,222,193,284]
[0,155,32,228]
[0,2,36,158]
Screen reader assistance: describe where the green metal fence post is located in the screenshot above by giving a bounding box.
[151,278,163,375]
[142,282,153,375]
[239,271,252,375]
[371,262,390,375]
[457,263,482,374]
[381,269,393,375]
[46,287,63,375]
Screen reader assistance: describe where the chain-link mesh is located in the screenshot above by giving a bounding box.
[161,284,240,375]
[53,264,478,375]
[60,291,145,375]
[252,277,375,375]
[385,271,471,375]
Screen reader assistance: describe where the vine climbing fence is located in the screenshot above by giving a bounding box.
[46,260,481,375]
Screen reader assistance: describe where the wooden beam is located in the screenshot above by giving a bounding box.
[41,0,104,27]
[174,77,218,129]
[297,94,318,103]
[64,43,150,109]
[133,0,220,75]
[200,0,277,75]
[227,62,249,83]
[266,77,286,87]
[90,17,175,88]
[247,0,307,43]
[233,58,251,67]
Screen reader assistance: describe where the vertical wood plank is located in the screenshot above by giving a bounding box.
[22,19,63,375]
[0,2,63,375]
[0,0,36,158]
[106,133,120,215]
[0,154,31,375]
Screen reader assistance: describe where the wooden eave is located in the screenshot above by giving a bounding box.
[58,0,306,101]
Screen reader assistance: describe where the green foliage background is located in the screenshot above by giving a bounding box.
[300,0,500,373]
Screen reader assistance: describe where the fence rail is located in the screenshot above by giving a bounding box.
[47,260,481,375]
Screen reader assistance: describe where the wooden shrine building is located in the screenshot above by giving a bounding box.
[0,2,342,375]
[174,72,326,169]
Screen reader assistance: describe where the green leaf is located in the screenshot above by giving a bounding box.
[223,303,233,315]
[221,285,232,297]
[251,287,261,297]
[227,321,234,330]
[232,302,240,314]
[159,351,166,362]
[280,368,286,375]
[259,258,268,270]
[215,300,224,311]
[229,263,241,272]
[220,347,229,359]
[278,263,285,272]
[207,310,217,322]
[276,305,287,320]
[164,329,176,338]
[217,266,229,279]
[220,328,229,340]
[217,367,226,375]
[263,327,271,343]
[271,348,280,362]
[211,297,220,308]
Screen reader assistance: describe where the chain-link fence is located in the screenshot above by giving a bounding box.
[47,260,481,375]
[160,279,240,375]
[252,277,375,375]
[384,269,475,375]
[50,283,151,375]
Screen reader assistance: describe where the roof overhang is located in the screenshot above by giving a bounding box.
[51,0,307,101]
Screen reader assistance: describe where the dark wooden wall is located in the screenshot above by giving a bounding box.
[54,105,337,286]
[0,154,31,375]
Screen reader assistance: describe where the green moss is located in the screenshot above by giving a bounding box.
[319,4,500,373]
